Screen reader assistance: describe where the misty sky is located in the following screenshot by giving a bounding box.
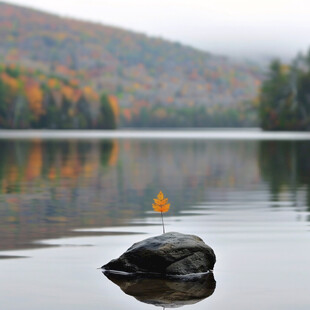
[3,0,310,60]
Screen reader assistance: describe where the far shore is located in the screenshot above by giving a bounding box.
[1,128,310,141]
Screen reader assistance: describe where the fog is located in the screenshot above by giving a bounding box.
[4,0,310,60]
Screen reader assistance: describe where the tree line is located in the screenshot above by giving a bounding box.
[121,102,257,128]
[0,64,118,129]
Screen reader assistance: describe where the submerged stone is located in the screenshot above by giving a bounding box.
[102,232,216,276]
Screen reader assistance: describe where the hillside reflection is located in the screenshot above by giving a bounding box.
[0,138,309,251]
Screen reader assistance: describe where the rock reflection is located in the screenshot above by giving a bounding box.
[103,271,216,308]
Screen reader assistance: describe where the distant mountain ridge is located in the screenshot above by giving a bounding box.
[0,1,263,127]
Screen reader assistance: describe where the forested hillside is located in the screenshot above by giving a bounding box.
[0,1,263,127]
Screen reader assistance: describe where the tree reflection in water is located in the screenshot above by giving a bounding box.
[1,138,310,253]
[259,141,310,211]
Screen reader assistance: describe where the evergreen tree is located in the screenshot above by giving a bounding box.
[42,91,59,128]
[98,94,116,129]
[259,60,296,130]
[259,53,310,131]
[0,78,7,126]
[297,62,310,127]
[76,95,92,129]
[60,96,71,129]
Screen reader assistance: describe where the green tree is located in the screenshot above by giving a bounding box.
[296,61,310,128]
[259,60,295,130]
[0,78,7,126]
[76,95,92,129]
[60,96,72,129]
[41,91,59,129]
[98,94,116,129]
[259,51,310,131]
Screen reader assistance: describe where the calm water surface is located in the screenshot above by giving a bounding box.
[0,130,310,310]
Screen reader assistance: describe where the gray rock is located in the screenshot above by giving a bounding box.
[102,232,216,275]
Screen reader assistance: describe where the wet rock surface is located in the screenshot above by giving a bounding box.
[102,232,216,275]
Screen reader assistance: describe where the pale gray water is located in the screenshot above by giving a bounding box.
[0,130,309,310]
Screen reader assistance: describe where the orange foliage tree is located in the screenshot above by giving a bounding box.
[25,84,44,120]
[108,95,119,121]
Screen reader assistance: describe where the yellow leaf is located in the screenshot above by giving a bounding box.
[161,203,170,213]
[152,204,161,212]
[152,191,170,213]
[157,191,164,200]
[153,198,168,205]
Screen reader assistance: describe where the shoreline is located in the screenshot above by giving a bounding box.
[1,128,310,140]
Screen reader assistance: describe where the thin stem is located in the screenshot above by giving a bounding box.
[161,211,165,234]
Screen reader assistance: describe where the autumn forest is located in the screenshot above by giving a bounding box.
[0,2,263,128]
[0,64,118,129]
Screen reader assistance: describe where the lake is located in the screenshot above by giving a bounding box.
[0,129,310,310]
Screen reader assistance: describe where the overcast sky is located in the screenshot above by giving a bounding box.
[3,0,310,60]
